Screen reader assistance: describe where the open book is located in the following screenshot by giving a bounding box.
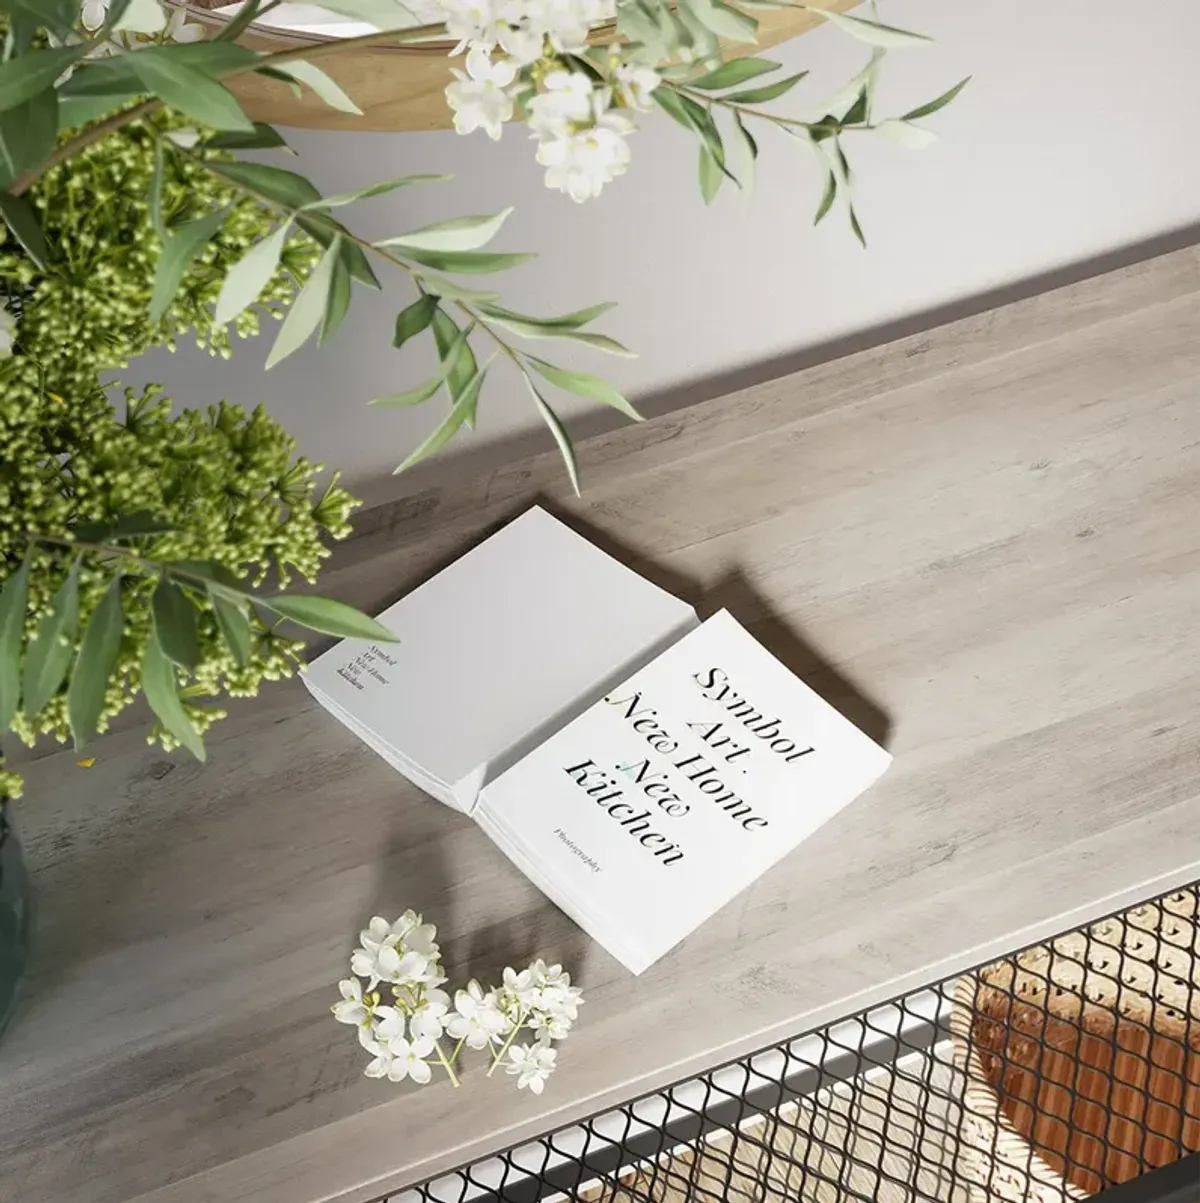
[304,507,890,974]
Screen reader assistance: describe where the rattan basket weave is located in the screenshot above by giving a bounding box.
[950,889,1200,1202]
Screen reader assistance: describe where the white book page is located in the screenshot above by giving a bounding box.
[476,611,891,972]
[302,507,696,810]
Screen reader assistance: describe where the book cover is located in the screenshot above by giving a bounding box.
[475,610,891,972]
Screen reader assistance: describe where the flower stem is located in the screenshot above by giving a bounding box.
[435,1040,461,1088]
[486,1008,528,1077]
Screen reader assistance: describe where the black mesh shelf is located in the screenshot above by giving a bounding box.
[398,881,1200,1203]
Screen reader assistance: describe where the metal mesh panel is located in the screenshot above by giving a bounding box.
[396,882,1200,1203]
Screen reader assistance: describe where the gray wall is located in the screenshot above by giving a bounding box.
[131,0,1200,506]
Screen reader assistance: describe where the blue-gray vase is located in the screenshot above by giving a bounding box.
[0,799,32,1039]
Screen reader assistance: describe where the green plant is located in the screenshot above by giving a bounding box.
[0,109,388,797]
[0,0,964,794]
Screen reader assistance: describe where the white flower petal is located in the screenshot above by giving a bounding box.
[376,944,403,980]
[409,1034,437,1059]
[331,1000,367,1024]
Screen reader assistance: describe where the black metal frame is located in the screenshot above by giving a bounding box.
[402,881,1200,1203]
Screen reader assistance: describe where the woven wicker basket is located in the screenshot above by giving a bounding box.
[950,889,1200,1202]
[172,0,857,130]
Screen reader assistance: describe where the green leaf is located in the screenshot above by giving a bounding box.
[525,378,580,497]
[0,188,48,268]
[689,58,779,90]
[267,60,362,115]
[141,634,205,761]
[58,56,141,100]
[372,321,473,406]
[369,375,443,409]
[212,160,322,209]
[723,70,807,104]
[807,7,933,47]
[262,595,399,641]
[0,0,78,39]
[842,87,868,126]
[254,65,303,99]
[266,236,341,368]
[0,45,84,114]
[129,55,254,133]
[392,294,438,349]
[0,87,56,189]
[675,3,720,62]
[399,248,534,275]
[654,85,707,134]
[152,579,199,671]
[149,209,227,325]
[849,203,866,248]
[333,231,380,290]
[876,118,938,150]
[813,166,836,225]
[833,137,851,182]
[413,274,500,304]
[22,562,80,720]
[67,575,123,751]
[215,223,290,328]
[653,87,731,177]
[730,111,757,196]
[378,208,513,253]
[211,593,253,667]
[303,174,448,211]
[901,76,971,121]
[59,94,133,131]
[478,301,616,330]
[2,13,36,58]
[287,208,381,291]
[393,365,489,473]
[698,143,722,204]
[150,42,264,81]
[208,123,291,151]
[475,308,634,356]
[528,359,642,422]
[0,557,29,731]
[321,256,352,346]
[431,309,477,416]
[689,0,758,43]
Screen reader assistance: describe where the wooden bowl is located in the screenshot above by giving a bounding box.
[173,0,857,131]
[950,888,1200,1202]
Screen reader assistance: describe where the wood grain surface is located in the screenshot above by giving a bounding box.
[3,245,1200,1203]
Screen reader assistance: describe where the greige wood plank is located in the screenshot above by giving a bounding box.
[3,246,1200,1203]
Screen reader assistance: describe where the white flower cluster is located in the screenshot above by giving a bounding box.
[333,912,583,1093]
[440,0,661,202]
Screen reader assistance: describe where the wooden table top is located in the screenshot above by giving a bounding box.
[4,246,1200,1203]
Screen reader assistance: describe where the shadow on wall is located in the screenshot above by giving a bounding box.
[368,219,1200,507]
